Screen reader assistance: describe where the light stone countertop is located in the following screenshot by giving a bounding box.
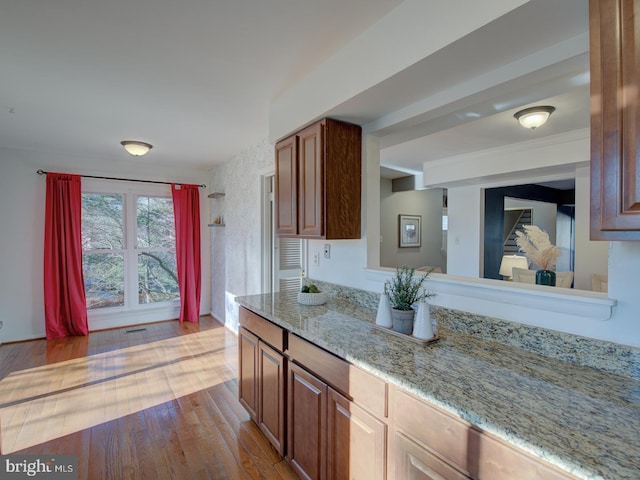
[235,293,640,480]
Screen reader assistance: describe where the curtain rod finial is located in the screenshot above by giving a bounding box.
[37,169,46,175]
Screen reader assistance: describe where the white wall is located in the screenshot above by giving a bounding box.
[504,197,557,245]
[608,241,640,343]
[446,185,484,277]
[574,165,607,290]
[209,139,273,332]
[380,181,446,271]
[0,147,210,343]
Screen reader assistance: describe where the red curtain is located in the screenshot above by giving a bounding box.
[172,184,201,322]
[43,173,89,339]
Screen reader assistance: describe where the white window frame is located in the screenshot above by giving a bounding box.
[82,179,180,322]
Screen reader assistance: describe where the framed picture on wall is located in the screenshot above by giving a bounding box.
[399,214,421,248]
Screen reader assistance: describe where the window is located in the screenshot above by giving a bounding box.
[82,192,178,310]
[136,196,178,304]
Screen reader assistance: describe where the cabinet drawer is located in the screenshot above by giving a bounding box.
[391,386,576,480]
[393,431,470,480]
[288,334,387,418]
[239,307,286,352]
[393,386,470,473]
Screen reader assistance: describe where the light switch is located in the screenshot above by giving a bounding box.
[324,244,331,259]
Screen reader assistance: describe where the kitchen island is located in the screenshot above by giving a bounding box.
[235,292,639,480]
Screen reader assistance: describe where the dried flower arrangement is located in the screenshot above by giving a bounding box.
[515,225,560,270]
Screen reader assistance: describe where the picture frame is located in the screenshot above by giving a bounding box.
[399,214,421,248]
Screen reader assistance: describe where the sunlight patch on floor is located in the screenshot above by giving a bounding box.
[0,328,237,453]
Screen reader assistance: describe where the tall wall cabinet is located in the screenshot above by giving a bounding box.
[275,118,362,239]
[590,0,640,240]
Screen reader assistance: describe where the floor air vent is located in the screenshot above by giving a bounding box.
[123,327,147,334]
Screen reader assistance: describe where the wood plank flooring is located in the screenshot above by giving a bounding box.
[0,316,297,479]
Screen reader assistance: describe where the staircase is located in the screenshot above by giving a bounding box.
[503,209,532,254]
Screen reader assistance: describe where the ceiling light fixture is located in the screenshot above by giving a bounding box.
[513,106,555,130]
[120,140,153,156]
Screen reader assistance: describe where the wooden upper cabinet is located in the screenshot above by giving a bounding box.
[590,0,640,240]
[275,135,297,236]
[298,122,324,237]
[275,118,362,239]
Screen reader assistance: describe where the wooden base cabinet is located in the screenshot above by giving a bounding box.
[238,308,287,456]
[238,327,259,422]
[394,432,470,480]
[327,387,387,480]
[389,386,577,480]
[287,362,388,480]
[258,341,286,455]
[239,308,578,480]
[287,362,327,480]
[286,334,388,480]
[239,327,287,455]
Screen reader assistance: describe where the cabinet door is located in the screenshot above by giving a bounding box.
[298,122,324,238]
[393,432,471,480]
[276,135,298,236]
[327,387,387,480]
[287,362,327,480]
[238,327,259,421]
[590,0,640,239]
[258,341,286,456]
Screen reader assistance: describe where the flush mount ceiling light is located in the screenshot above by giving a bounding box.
[120,140,153,156]
[513,106,556,130]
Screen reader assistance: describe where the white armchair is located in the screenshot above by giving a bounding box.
[555,271,574,288]
[511,267,536,284]
[591,273,608,293]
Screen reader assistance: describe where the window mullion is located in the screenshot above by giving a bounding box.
[125,192,138,308]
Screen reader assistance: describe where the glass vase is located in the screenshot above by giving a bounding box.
[535,269,556,286]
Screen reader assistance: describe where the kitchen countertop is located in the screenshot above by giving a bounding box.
[235,293,640,480]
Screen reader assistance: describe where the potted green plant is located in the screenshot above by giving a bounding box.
[384,266,435,334]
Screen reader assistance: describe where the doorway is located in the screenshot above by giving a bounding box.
[262,174,302,295]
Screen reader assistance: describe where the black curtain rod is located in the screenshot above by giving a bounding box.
[36,169,206,188]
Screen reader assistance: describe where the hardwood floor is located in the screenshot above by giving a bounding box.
[0,316,298,479]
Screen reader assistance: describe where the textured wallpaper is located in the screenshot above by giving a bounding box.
[209,139,274,330]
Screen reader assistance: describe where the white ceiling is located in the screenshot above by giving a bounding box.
[0,0,402,169]
[1,0,590,177]
[352,0,591,180]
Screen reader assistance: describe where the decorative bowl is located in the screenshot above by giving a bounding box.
[297,292,328,306]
